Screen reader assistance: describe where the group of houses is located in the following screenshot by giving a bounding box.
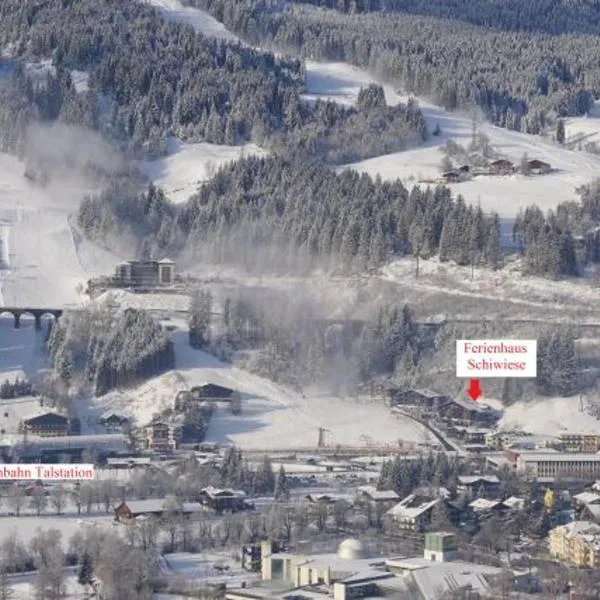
[113,486,251,520]
[380,385,500,428]
[440,157,552,184]
[130,382,242,454]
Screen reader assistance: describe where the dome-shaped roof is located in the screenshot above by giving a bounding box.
[337,538,368,560]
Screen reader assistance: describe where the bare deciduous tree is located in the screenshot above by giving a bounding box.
[7,484,25,517]
[50,485,67,516]
[30,487,48,517]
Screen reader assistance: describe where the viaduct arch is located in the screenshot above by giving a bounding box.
[0,308,63,330]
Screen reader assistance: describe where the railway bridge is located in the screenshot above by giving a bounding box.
[0,307,63,330]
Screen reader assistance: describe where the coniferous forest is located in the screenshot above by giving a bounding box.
[0,0,425,163]
[48,307,174,396]
[186,0,599,131]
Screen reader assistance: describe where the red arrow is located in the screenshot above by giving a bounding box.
[467,379,482,401]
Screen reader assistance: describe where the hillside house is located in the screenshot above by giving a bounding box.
[23,413,70,437]
[114,258,175,287]
[441,171,459,184]
[357,485,400,505]
[99,412,130,433]
[113,499,203,521]
[387,388,450,411]
[457,475,501,499]
[527,159,551,174]
[385,494,440,531]
[191,383,241,414]
[489,158,515,175]
[191,383,235,400]
[440,396,499,426]
[199,486,248,513]
[144,421,181,452]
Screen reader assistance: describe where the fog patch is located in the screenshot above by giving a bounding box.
[23,122,125,188]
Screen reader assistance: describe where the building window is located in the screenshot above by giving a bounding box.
[271,559,284,579]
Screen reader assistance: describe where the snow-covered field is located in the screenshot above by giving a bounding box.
[92,320,429,449]
[0,515,115,548]
[139,138,267,204]
[498,396,596,437]
[144,0,600,218]
[311,61,600,217]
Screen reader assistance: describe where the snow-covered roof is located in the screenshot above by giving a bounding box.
[573,491,600,506]
[158,258,175,264]
[386,495,439,519]
[451,396,492,413]
[469,498,503,511]
[502,496,525,510]
[116,499,202,514]
[520,453,600,462]
[458,475,500,485]
[358,485,400,501]
[200,486,246,499]
[554,521,600,539]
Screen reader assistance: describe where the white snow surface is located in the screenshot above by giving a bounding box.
[499,397,599,437]
[146,0,240,42]
[93,324,429,449]
[142,0,600,218]
[302,61,600,218]
[139,138,267,204]
[0,152,120,307]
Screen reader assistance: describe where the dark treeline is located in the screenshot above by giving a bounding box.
[0,0,425,164]
[264,0,600,37]
[0,377,34,399]
[48,307,174,396]
[188,0,599,132]
[378,453,461,497]
[78,156,502,275]
[514,180,600,278]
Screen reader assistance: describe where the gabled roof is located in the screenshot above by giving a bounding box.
[450,396,492,413]
[458,475,500,485]
[24,412,68,426]
[503,496,525,510]
[469,498,503,511]
[158,258,175,264]
[386,494,439,519]
[200,486,246,499]
[573,491,600,506]
[115,499,202,515]
[358,485,400,501]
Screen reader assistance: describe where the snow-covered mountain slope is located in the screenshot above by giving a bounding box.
[306,61,600,218]
[144,0,600,218]
[92,321,429,449]
[0,152,119,307]
[139,138,267,204]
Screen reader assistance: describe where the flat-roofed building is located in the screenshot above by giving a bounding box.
[517,453,600,480]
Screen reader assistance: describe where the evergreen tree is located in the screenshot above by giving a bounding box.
[189,289,212,349]
[77,552,93,588]
[274,465,290,501]
[556,119,566,144]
